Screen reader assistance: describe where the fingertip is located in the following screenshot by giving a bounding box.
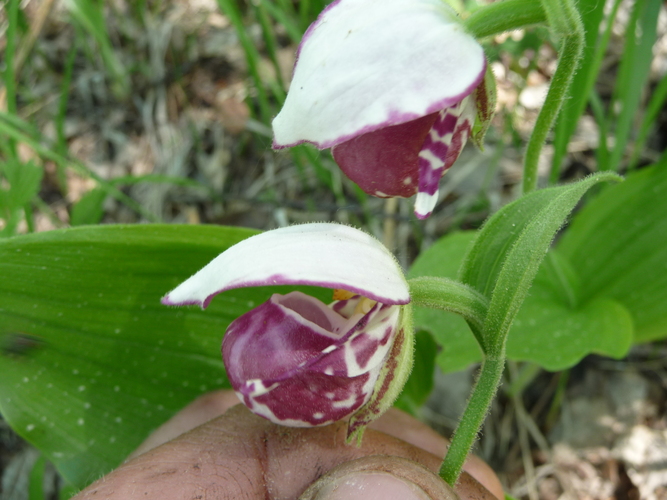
[299,456,457,500]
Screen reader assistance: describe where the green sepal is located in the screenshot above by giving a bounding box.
[393,330,437,416]
[471,61,497,150]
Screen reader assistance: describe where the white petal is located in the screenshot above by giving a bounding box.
[163,223,409,307]
[414,192,439,219]
[273,0,485,149]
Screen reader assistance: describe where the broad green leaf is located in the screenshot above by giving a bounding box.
[558,163,667,341]
[0,224,329,488]
[458,187,573,297]
[506,255,633,369]
[408,172,631,372]
[409,242,633,372]
[410,232,477,282]
[393,330,437,415]
[463,173,621,352]
[456,173,619,301]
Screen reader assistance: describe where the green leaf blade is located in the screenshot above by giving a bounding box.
[482,173,622,351]
[0,224,330,488]
[411,174,623,371]
[559,163,667,341]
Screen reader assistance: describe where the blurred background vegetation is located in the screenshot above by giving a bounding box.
[2,0,662,257]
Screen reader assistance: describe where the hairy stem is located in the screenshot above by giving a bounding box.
[408,277,488,347]
[439,355,505,486]
[523,0,584,193]
[463,0,546,39]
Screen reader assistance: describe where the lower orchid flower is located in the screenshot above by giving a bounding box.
[272,0,495,219]
[162,223,413,439]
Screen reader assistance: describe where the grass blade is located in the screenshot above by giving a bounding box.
[607,0,661,171]
[550,0,605,182]
[63,0,129,98]
[589,90,610,171]
[215,0,274,124]
[630,70,667,169]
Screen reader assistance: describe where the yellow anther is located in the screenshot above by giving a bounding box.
[333,289,356,301]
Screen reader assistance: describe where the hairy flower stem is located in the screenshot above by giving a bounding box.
[523,0,584,193]
[434,0,585,487]
[463,0,546,40]
[408,277,488,346]
[439,355,505,486]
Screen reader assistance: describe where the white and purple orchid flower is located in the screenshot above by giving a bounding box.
[272,0,493,219]
[162,224,413,431]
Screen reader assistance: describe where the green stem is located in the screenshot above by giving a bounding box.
[408,276,488,348]
[463,0,547,39]
[523,0,584,194]
[439,355,506,485]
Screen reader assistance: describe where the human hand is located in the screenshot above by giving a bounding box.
[74,391,503,499]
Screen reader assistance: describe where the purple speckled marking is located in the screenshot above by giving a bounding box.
[432,112,458,136]
[351,325,394,369]
[222,291,400,427]
[252,371,371,426]
[416,100,474,201]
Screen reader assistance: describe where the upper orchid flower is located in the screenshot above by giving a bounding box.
[162,223,413,439]
[272,0,494,219]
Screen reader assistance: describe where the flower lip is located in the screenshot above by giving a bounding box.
[221,290,402,427]
[272,0,486,150]
[162,223,410,309]
[238,296,387,385]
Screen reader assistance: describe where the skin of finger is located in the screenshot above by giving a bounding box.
[129,390,503,499]
[370,409,504,500]
[74,405,496,500]
[128,390,240,459]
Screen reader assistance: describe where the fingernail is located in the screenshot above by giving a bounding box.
[299,456,459,500]
[313,471,431,500]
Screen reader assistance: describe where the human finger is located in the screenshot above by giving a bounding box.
[74,404,497,500]
[127,390,503,499]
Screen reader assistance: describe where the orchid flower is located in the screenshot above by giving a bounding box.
[272,0,494,219]
[162,223,413,438]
